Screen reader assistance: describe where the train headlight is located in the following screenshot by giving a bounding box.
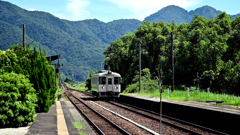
[115,86,118,89]
[102,86,105,89]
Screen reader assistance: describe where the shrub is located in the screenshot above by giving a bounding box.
[85,71,97,90]
[125,68,159,93]
[64,77,72,84]
[0,44,56,112]
[0,71,37,127]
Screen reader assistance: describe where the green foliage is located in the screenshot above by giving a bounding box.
[85,71,97,90]
[125,68,158,93]
[0,44,56,112]
[1,1,239,83]
[104,12,240,95]
[128,89,240,106]
[73,121,84,130]
[0,71,37,127]
[0,1,143,82]
[64,77,72,84]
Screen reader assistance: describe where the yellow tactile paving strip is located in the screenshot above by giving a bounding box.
[56,101,69,135]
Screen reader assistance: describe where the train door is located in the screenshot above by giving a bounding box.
[107,76,113,92]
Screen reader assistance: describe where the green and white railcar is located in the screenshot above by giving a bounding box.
[91,70,121,98]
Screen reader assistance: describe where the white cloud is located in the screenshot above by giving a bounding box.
[57,0,90,21]
[26,9,36,11]
[105,0,201,20]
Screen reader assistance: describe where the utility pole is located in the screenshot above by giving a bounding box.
[100,62,104,70]
[156,70,164,134]
[171,32,174,92]
[167,32,177,92]
[135,44,145,92]
[55,64,57,88]
[139,43,141,92]
[71,73,74,86]
[23,24,25,48]
[58,55,61,87]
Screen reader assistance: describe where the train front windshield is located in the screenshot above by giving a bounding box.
[114,77,120,84]
[99,77,106,84]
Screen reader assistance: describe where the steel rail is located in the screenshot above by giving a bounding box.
[64,92,105,135]
[111,100,229,135]
[64,86,202,134]
[73,89,199,135]
[68,92,131,135]
[64,84,228,135]
[104,101,202,135]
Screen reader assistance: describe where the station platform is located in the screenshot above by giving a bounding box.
[0,101,95,135]
[126,93,240,115]
[119,94,240,134]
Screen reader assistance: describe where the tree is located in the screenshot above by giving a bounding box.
[103,13,240,95]
[85,70,97,90]
[0,44,56,112]
[64,77,72,83]
[0,71,37,127]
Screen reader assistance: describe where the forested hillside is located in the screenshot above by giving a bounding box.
[143,5,239,24]
[0,1,239,82]
[104,13,240,95]
[0,1,141,81]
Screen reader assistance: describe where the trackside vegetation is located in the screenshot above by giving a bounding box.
[122,89,240,106]
[0,44,56,127]
[0,71,37,127]
[103,12,240,96]
[120,68,240,106]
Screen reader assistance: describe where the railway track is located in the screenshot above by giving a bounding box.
[64,91,153,135]
[63,83,228,135]
[105,100,229,135]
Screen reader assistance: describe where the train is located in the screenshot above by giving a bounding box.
[91,70,121,98]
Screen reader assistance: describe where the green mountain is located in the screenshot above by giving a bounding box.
[0,1,239,81]
[0,1,141,82]
[144,5,191,24]
[143,5,239,24]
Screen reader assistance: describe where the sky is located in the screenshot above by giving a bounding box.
[2,0,240,22]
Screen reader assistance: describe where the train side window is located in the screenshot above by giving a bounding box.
[99,77,106,84]
[108,78,112,85]
[114,77,119,84]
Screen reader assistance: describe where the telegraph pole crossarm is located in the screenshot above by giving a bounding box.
[193,72,204,90]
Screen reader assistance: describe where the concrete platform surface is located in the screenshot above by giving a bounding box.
[27,103,58,135]
[0,126,30,135]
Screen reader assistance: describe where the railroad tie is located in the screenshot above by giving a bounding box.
[56,101,69,135]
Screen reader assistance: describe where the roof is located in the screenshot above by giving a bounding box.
[92,70,121,77]
[46,55,60,62]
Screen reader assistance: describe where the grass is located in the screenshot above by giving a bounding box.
[79,131,86,135]
[66,82,87,91]
[123,88,240,107]
[65,81,240,107]
[73,121,84,130]
[70,116,86,135]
